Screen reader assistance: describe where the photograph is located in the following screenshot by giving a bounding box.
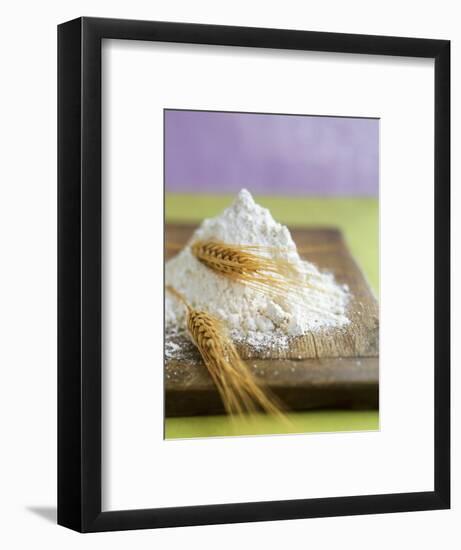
[164,109,379,439]
[0,2,453,544]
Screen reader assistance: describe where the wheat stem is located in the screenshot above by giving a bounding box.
[190,240,327,300]
[166,285,287,419]
[166,241,337,255]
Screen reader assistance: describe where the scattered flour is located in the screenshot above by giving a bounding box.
[166,189,349,350]
[165,339,181,359]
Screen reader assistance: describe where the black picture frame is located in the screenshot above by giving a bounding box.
[58,16,450,532]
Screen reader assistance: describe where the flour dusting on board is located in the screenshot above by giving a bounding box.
[165,190,349,356]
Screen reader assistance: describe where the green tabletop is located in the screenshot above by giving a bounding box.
[165,193,379,439]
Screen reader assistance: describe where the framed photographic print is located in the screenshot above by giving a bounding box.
[58,17,450,532]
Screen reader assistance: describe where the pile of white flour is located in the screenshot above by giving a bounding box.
[166,189,349,350]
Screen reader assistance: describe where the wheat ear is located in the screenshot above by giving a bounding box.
[166,241,336,255]
[166,285,286,418]
[190,240,324,299]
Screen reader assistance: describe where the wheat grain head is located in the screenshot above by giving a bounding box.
[166,285,286,419]
[190,240,322,300]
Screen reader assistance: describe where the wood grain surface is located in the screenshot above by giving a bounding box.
[165,223,379,416]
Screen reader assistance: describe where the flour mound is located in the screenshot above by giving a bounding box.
[166,189,349,348]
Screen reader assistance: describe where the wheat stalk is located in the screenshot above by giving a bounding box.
[192,240,294,283]
[166,285,286,418]
[190,239,323,299]
[166,241,336,255]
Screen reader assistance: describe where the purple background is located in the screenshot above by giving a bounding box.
[165,110,379,197]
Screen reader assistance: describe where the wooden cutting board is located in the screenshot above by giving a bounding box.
[165,223,379,416]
